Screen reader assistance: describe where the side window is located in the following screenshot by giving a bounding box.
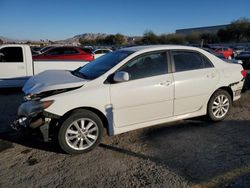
[0,47,24,63]
[94,50,102,54]
[172,51,212,72]
[62,48,79,55]
[47,48,62,55]
[103,50,111,53]
[202,54,214,68]
[120,52,168,80]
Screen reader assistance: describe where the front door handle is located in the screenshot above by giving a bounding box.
[206,72,216,79]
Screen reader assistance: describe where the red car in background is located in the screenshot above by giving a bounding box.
[214,47,234,59]
[33,46,94,61]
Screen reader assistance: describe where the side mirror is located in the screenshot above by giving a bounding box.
[113,71,129,83]
[237,60,243,64]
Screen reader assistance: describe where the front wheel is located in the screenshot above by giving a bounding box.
[58,109,103,154]
[207,90,232,121]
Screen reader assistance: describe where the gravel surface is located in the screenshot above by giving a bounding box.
[0,75,250,188]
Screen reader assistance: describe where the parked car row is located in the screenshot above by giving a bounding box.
[201,45,250,69]
[29,44,250,70]
[33,46,94,61]
[31,46,112,61]
[235,48,250,70]
[213,47,234,59]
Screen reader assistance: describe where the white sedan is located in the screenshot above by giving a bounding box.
[93,48,112,59]
[13,45,246,154]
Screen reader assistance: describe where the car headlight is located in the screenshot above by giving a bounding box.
[18,100,54,117]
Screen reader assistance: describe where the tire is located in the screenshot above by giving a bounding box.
[58,109,103,154]
[207,89,232,121]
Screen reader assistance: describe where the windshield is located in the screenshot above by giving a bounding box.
[74,50,133,80]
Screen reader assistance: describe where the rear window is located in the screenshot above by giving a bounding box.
[62,47,79,55]
[94,50,103,54]
[80,48,93,54]
[172,51,213,72]
[0,47,23,62]
[47,48,62,55]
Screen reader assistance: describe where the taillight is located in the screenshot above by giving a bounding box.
[241,70,247,78]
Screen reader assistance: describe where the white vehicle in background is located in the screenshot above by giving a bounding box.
[12,45,246,154]
[0,44,89,87]
[93,48,112,59]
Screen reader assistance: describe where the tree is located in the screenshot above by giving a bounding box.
[79,38,98,46]
[159,34,186,44]
[141,31,159,44]
[217,17,250,42]
[246,25,250,41]
[229,17,250,42]
[200,33,219,44]
[113,33,126,46]
[217,28,231,42]
[0,39,3,44]
[185,32,201,44]
[103,35,115,45]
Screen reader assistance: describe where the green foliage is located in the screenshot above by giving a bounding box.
[217,17,250,42]
[159,34,186,44]
[79,33,126,46]
[141,31,159,44]
[200,33,219,43]
[185,32,201,44]
[114,33,126,45]
[79,17,250,46]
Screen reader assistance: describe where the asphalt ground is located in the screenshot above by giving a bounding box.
[0,73,250,188]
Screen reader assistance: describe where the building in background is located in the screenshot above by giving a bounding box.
[176,24,229,35]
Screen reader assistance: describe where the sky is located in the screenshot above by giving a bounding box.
[0,0,250,40]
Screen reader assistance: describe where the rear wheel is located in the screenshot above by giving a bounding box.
[207,90,232,121]
[58,110,103,154]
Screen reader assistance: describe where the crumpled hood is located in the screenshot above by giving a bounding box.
[23,70,88,94]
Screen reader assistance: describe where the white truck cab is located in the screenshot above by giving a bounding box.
[0,44,89,87]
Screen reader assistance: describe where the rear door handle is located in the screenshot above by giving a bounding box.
[159,80,172,86]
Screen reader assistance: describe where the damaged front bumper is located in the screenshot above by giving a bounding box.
[11,100,59,142]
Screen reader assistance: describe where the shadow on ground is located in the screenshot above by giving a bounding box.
[100,119,250,187]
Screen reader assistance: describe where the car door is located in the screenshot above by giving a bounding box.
[110,51,174,127]
[42,48,63,60]
[170,50,219,116]
[61,47,80,60]
[0,46,28,86]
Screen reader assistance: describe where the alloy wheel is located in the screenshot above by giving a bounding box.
[65,118,99,150]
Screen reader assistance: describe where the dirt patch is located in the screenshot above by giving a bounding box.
[21,149,32,154]
[25,156,40,166]
[0,139,13,152]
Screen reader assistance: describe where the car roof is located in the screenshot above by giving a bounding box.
[120,45,202,53]
[50,46,78,49]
